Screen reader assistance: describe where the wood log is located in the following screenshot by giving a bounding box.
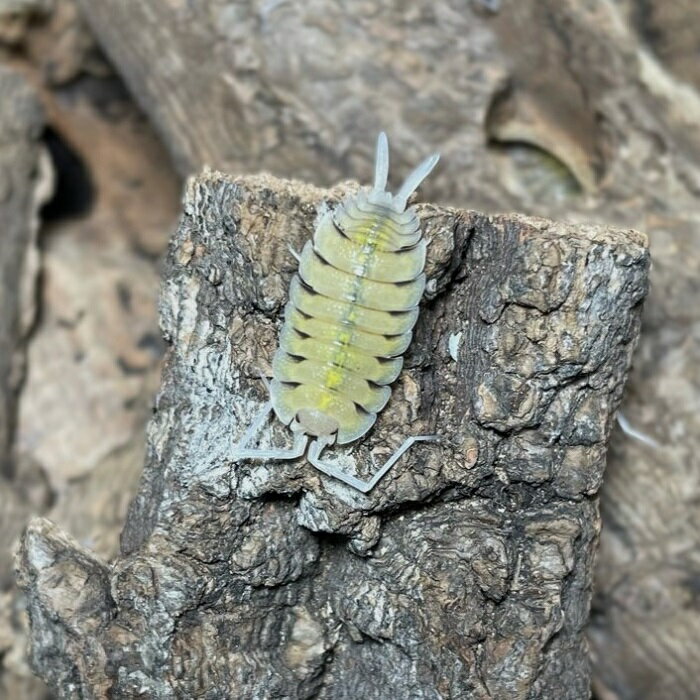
[0,63,50,567]
[69,4,700,697]
[0,63,54,700]
[17,171,648,698]
[0,65,51,476]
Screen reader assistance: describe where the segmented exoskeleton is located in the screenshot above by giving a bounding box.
[233,133,439,492]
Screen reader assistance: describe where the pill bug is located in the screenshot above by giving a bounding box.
[233,133,440,492]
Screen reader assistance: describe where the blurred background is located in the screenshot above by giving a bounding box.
[0,1,698,698]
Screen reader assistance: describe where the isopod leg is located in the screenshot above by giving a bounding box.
[235,400,273,452]
[233,429,309,462]
[233,400,309,461]
[258,372,272,392]
[365,435,440,491]
[308,439,375,493]
[308,435,440,494]
[235,372,275,449]
[616,411,659,449]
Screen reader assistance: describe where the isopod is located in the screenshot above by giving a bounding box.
[233,133,440,492]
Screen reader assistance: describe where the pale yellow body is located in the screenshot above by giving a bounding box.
[270,191,427,444]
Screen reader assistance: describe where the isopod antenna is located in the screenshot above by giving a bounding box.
[373,131,390,192]
[393,151,440,210]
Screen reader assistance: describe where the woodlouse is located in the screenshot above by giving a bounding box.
[233,133,439,492]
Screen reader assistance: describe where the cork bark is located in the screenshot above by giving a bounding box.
[0,65,49,580]
[68,4,700,697]
[17,171,648,699]
[0,63,53,700]
[0,66,50,477]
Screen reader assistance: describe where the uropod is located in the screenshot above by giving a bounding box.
[233,133,440,493]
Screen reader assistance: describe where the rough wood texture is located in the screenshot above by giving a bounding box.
[1,4,180,691]
[71,0,700,218]
[0,63,53,700]
[17,172,648,698]
[0,62,42,512]
[589,222,700,700]
[0,65,50,475]
[70,3,700,697]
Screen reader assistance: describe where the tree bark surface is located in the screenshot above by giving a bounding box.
[0,65,50,476]
[0,65,49,582]
[69,4,700,697]
[0,63,54,700]
[18,171,648,699]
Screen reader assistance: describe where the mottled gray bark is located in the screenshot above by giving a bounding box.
[69,4,700,697]
[70,0,700,218]
[0,66,50,476]
[0,64,35,552]
[0,64,49,571]
[17,172,648,699]
[0,62,53,700]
